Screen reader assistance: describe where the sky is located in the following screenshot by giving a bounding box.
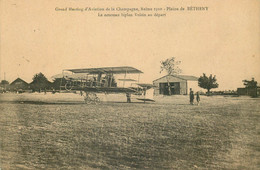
[0,0,259,90]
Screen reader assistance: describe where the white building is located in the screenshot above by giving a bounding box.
[153,75,201,95]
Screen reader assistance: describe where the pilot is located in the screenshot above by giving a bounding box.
[93,77,97,86]
[89,77,94,87]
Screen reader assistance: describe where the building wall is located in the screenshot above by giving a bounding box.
[154,86,160,95]
[180,81,187,95]
[237,87,259,97]
[237,88,247,95]
[10,82,29,90]
[153,76,188,95]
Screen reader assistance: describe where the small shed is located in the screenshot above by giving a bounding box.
[9,78,29,91]
[237,87,260,97]
[153,75,200,95]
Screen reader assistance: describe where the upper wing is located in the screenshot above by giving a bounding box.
[65,66,143,74]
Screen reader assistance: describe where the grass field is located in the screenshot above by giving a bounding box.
[0,93,259,169]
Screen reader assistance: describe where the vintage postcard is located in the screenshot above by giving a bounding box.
[0,0,259,169]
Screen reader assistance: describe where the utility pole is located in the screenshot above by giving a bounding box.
[3,72,6,91]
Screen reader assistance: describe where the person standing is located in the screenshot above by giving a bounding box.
[196,92,200,105]
[126,93,131,103]
[190,88,194,105]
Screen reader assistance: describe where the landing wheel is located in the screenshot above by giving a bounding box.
[65,81,73,91]
[83,92,100,104]
[94,97,100,104]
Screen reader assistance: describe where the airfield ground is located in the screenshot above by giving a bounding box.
[0,93,259,169]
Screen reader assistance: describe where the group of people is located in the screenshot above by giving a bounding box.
[189,88,200,105]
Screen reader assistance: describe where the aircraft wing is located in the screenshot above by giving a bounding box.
[51,73,70,79]
[137,83,156,89]
[65,66,143,74]
[51,73,88,79]
[71,87,138,93]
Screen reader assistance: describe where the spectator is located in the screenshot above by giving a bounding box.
[196,92,200,105]
[190,88,194,105]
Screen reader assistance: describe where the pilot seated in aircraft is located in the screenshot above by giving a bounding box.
[92,77,97,87]
[111,76,117,87]
[106,74,117,87]
[101,78,107,87]
[86,80,91,87]
[112,79,117,87]
[103,74,112,87]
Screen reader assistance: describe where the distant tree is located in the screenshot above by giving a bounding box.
[243,78,257,88]
[160,57,181,95]
[30,73,51,92]
[198,73,219,95]
[0,80,9,86]
[243,78,257,97]
[52,78,66,90]
[0,80,9,90]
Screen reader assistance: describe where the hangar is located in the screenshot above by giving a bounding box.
[153,75,200,95]
[9,78,29,91]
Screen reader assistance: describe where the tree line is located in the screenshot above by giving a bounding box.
[0,72,63,92]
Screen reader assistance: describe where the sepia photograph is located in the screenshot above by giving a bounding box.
[0,0,259,169]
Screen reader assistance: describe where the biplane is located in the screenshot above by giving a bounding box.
[52,66,155,103]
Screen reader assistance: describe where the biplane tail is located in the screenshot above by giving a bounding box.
[136,84,155,102]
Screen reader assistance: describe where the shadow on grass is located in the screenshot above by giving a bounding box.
[0,100,156,105]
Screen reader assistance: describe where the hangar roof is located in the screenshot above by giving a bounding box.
[153,75,198,83]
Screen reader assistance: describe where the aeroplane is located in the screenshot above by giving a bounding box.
[52,66,155,103]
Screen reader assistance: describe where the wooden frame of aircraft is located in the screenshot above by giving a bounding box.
[53,66,155,103]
